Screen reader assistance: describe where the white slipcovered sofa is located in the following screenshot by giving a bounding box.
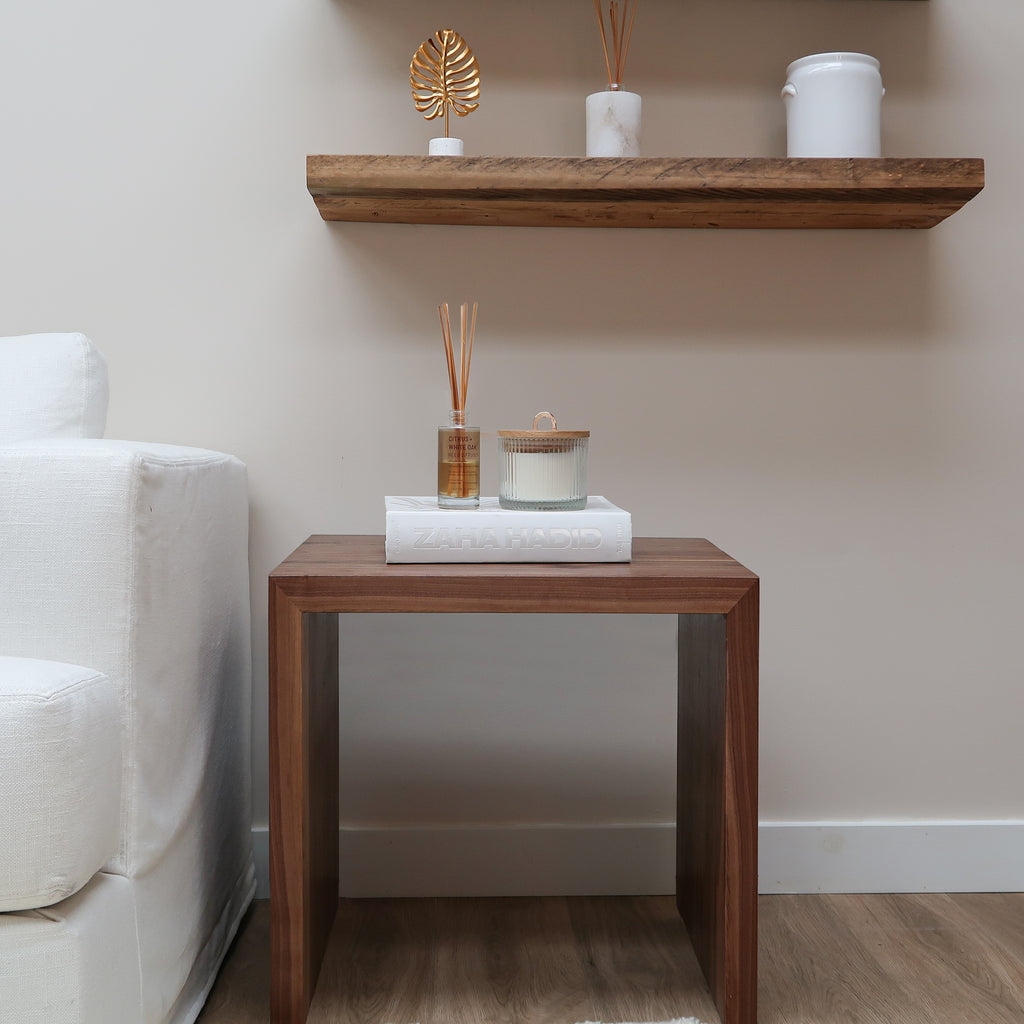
[0,333,254,1024]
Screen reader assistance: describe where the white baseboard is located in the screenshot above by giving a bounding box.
[335,822,677,898]
[758,821,1024,894]
[250,820,1024,900]
[253,825,270,899]
[250,823,675,900]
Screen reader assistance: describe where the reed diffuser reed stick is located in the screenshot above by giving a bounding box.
[438,301,477,417]
[437,301,480,506]
[593,0,639,89]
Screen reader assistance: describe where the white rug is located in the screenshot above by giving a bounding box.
[391,1019,711,1024]
[577,1019,710,1024]
[389,1019,710,1024]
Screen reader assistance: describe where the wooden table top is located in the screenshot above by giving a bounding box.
[270,536,757,615]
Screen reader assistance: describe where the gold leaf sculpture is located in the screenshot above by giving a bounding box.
[410,29,480,139]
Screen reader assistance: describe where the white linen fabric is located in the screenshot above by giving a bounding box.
[0,657,120,911]
[0,872,143,1024]
[0,334,254,1024]
[0,439,253,877]
[0,332,108,441]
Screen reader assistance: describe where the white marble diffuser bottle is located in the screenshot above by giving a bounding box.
[587,87,641,157]
[587,1,641,158]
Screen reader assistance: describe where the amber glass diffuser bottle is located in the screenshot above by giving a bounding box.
[438,408,480,508]
[436,302,480,509]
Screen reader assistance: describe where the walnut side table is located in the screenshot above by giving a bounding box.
[269,536,758,1024]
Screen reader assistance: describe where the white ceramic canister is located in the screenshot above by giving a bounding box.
[782,52,884,158]
[586,88,642,157]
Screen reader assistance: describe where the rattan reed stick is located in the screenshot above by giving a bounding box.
[439,300,478,418]
[593,0,638,89]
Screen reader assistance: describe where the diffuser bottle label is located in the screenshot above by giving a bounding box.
[441,430,479,462]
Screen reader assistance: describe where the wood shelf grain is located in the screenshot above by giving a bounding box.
[306,155,984,229]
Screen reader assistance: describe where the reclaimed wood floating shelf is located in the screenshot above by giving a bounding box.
[306,155,984,230]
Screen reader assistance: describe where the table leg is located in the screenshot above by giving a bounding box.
[270,595,340,1024]
[676,585,759,1024]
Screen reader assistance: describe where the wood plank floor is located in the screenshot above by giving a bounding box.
[197,893,1024,1023]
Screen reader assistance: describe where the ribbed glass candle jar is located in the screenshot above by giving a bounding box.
[498,412,589,511]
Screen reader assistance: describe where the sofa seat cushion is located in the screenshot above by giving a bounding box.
[0,657,121,911]
[0,333,108,442]
[0,871,142,1024]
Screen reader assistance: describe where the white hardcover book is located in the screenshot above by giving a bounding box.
[385,496,632,564]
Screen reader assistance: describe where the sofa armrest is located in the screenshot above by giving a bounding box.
[0,438,252,878]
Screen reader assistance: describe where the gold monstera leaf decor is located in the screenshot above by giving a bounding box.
[410,29,480,139]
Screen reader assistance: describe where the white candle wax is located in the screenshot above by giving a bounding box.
[507,450,578,501]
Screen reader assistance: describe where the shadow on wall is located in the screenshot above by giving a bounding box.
[329,0,934,93]
[323,223,935,348]
[337,612,679,824]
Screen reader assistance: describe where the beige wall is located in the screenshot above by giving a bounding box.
[4,0,1019,859]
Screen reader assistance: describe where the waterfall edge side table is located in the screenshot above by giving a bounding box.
[269,535,758,1024]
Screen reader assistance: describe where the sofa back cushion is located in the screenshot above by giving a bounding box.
[0,333,108,442]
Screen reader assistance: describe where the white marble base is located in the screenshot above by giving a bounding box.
[428,136,464,156]
[586,90,641,157]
